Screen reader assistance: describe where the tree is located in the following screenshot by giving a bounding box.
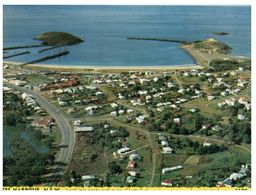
[5,112,18,126]
[108,162,122,175]
[119,128,129,138]
[90,154,98,162]
[170,123,179,134]
[165,120,173,130]
[194,114,203,132]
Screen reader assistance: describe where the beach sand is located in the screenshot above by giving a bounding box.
[4,61,203,73]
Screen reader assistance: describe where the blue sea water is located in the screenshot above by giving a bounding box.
[3,5,251,66]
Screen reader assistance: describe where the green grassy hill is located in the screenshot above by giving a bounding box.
[35,32,84,46]
[194,38,231,54]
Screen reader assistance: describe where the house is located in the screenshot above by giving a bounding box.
[110,130,117,135]
[179,98,187,103]
[162,165,183,174]
[203,140,212,147]
[173,117,181,124]
[117,147,130,155]
[21,92,28,100]
[104,124,109,129]
[85,105,99,112]
[138,90,148,95]
[129,154,140,161]
[3,87,13,92]
[68,108,76,113]
[161,179,173,186]
[136,115,149,124]
[218,102,226,108]
[207,96,215,101]
[118,93,125,99]
[127,160,136,168]
[36,118,54,129]
[223,178,233,187]
[74,100,81,104]
[157,108,164,112]
[183,72,189,77]
[74,126,94,133]
[73,120,81,126]
[127,109,134,113]
[167,82,175,88]
[170,104,178,109]
[158,135,167,141]
[239,164,249,175]
[118,110,125,115]
[110,111,117,117]
[221,91,228,96]
[238,113,246,120]
[95,91,103,96]
[9,80,27,86]
[161,140,169,147]
[189,108,198,113]
[162,147,173,154]
[41,76,80,91]
[225,99,236,106]
[229,173,245,180]
[126,176,135,183]
[238,67,244,71]
[58,100,67,106]
[92,80,104,84]
[178,89,184,94]
[211,125,222,132]
[238,97,250,106]
[110,103,118,108]
[128,171,137,177]
[81,175,95,181]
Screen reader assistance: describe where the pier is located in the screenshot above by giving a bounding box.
[21,50,69,66]
[3,44,44,51]
[38,46,62,53]
[127,37,190,44]
[3,51,31,59]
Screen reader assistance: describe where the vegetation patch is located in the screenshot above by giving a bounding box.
[35,32,84,46]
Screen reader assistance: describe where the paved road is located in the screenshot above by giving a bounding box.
[5,83,75,185]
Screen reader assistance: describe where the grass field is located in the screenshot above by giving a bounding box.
[26,74,53,85]
[67,133,108,176]
[183,155,201,166]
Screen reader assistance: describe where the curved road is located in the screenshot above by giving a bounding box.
[5,83,75,185]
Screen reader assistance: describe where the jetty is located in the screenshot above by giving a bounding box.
[38,46,62,53]
[3,51,31,59]
[127,37,190,44]
[3,44,44,51]
[20,50,69,66]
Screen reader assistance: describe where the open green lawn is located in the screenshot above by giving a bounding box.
[183,155,201,166]
[160,146,250,183]
[69,105,113,118]
[26,74,53,85]
[176,75,206,85]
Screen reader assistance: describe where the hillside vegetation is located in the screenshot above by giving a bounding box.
[194,38,231,54]
[35,32,84,46]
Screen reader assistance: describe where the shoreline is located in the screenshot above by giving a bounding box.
[4,60,203,72]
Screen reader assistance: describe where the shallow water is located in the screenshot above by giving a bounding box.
[3,125,49,157]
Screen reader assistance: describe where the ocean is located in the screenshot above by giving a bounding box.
[3,5,251,66]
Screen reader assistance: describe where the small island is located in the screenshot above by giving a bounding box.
[212,32,230,36]
[35,32,84,46]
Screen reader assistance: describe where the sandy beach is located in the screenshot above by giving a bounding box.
[4,60,203,73]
